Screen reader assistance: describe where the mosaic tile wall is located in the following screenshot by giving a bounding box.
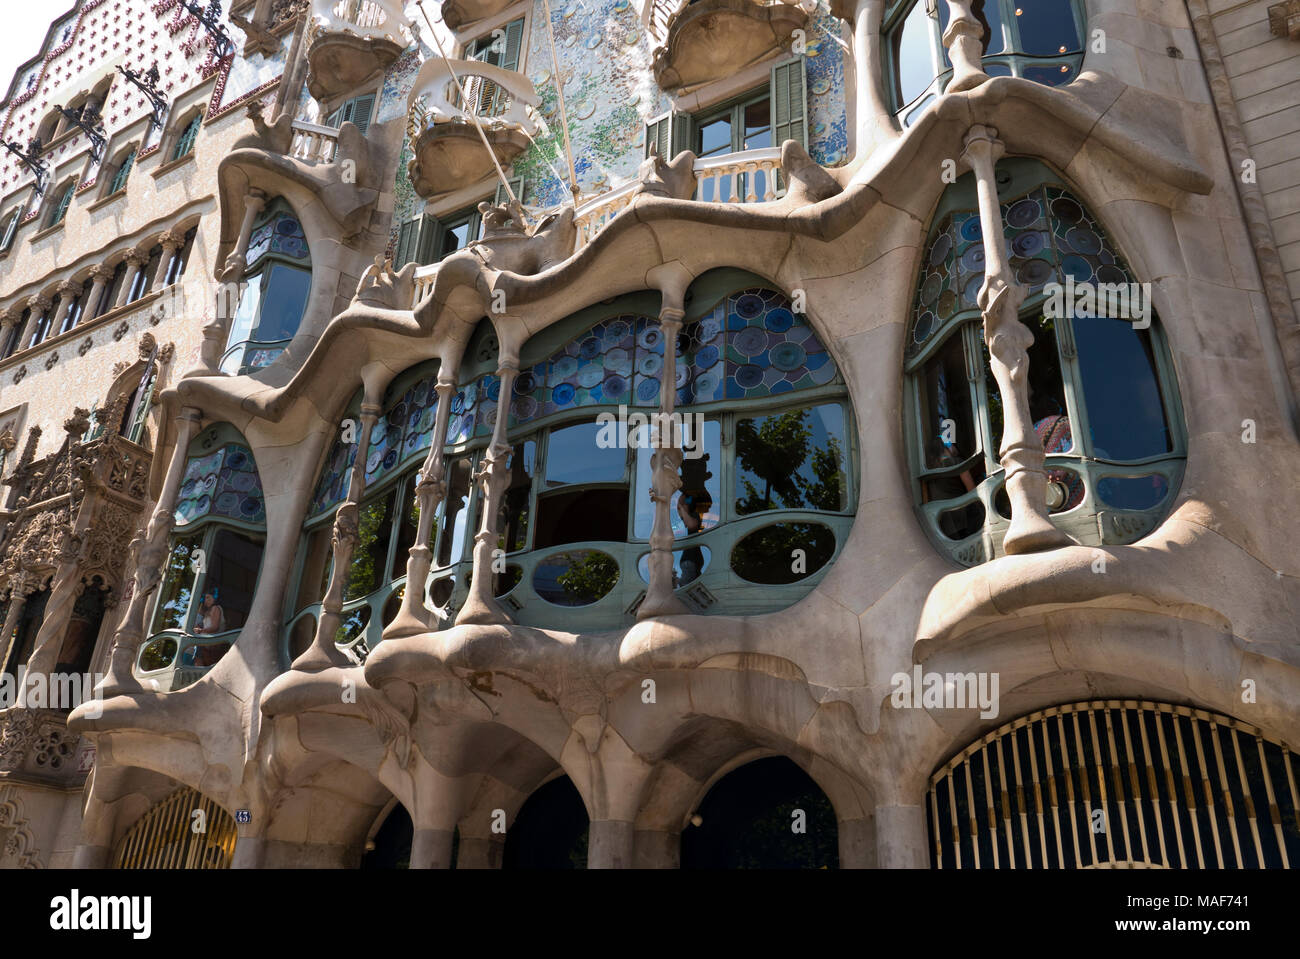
[381,0,850,238]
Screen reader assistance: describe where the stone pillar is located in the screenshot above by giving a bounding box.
[874,804,929,868]
[410,828,456,869]
[24,411,95,683]
[455,836,504,869]
[386,363,459,638]
[0,576,32,672]
[84,265,114,319]
[455,362,518,626]
[114,253,146,310]
[961,125,1070,554]
[639,306,689,619]
[292,399,382,671]
[230,834,266,868]
[52,281,79,332]
[154,231,184,288]
[838,815,876,868]
[22,294,52,348]
[633,829,680,868]
[0,310,17,356]
[199,191,266,374]
[943,1,989,92]
[588,820,637,869]
[96,406,202,697]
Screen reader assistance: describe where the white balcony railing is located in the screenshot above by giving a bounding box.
[407,57,539,133]
[311,0,412,44]
[574,146,783,248]
[290,120,340,164]
[412,262,439,306]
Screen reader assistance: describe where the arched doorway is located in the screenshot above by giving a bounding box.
[680,757,839,868]
[502,775,589,869]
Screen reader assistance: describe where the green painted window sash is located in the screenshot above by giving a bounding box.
[110,148,136,194]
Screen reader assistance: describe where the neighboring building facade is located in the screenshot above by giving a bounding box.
[0,0,1297,869]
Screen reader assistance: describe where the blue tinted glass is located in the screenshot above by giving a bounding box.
[977,0,1006,54]
[544,421,626,487]
[1097,474,1170,511]
[1073,316,1171,461]
[1014,0,1080,55]
[255,264,311,341]
[894,1,937,107]
[1022,63,1075,86]
[735,403,847,514]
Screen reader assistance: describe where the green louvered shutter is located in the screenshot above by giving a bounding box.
[495,175,525,207]
[348,94,375,135]
[645,112,690,160]
[770,57,808,149]
[501,18,524,72]
[414,213,441,265]
[394,217,420,268]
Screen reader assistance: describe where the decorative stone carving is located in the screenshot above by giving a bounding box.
[651,0,808,92]
[77,337,93,357]
[634,149,698,201]
[113,322,129,341]
[1269,1,1300,40]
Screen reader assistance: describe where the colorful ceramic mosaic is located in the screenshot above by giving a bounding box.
[175,443,265,526]
[908,184,1136,359]
[722,288,837,399]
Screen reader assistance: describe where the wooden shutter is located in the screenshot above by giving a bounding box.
[350,95,375,135]
[770,57,808,149]
[414,213,441,265]
[501,18,525,72]
[645,112,689,160]
[1,211,17,251]
[393,218,420,268]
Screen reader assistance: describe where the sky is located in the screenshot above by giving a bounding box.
[0,7,68,102]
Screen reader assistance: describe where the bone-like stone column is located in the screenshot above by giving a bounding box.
[199,190,266,374]
[943,0,989,92]
[639,306,689,620]
[874,804,928,868]
[293,398,383,671]
[386,363,459,639]
[456,363,518,626]
[96,406,202,697]
[962,125,1070,554]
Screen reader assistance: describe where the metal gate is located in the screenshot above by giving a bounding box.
[112,787,236,869]
[928,700,1299,868]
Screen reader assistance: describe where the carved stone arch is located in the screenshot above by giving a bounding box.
[102,331,175,451]
[0,784,42,868]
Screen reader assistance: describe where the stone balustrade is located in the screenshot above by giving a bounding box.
[289,120,341,164]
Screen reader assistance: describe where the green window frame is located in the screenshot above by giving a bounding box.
[394,196,504,270]
[884,0,1087,126]
[461,16,526,118]
[171,113,201,162]
[325,93,376,136]
[109,147,137,194]
[0,209,19,252]
[904,159,1186,567]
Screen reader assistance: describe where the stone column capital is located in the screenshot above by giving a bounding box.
[26,293,52,311]
[57,279,80,295]
[158,229,185,250]
[90,264,116,281]
[960,124,1005,168]
[659,307,685,327]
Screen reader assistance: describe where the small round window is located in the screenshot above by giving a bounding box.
[532,550,620,606]
[731,523,835,585]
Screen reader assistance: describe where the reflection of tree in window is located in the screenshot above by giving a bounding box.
[735,405,846,515]
[496,440,534,553]
[345,495,394,601]
[556,551,620,605]
[731,523,835,584]
[151,533,202,633]
[201,529,262,631]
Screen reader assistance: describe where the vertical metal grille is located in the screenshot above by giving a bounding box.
[112,787,237,869]
[928,701,1299,868]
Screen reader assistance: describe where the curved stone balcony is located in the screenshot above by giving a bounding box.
[307,0,413,103]
[440,0,519,31]
[405,58,539,200]
[646,0,809,92]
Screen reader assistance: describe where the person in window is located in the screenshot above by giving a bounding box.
[675,491,711,586]
[922,436,976,502]
[191,590,225,635]
[1029,384,1085,511]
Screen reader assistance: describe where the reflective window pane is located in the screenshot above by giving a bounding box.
[256,263,311,341]
[544,421,625,487]
[437,457,473,567]
[200,528,263,632]
[497,439,535,553]
[151,533,203,633]
[735,404,847,515]
[532,549,620,606]
[894,0,938,108]
[1073,316,1172,461]
[976,0,1006,55]
[919,332,976,469]
[1014,0,1081,56]
[344,493,394,601]
[634,419,721,539]
[731,522,835,584]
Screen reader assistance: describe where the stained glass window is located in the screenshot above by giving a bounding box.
[175,443,266,526]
